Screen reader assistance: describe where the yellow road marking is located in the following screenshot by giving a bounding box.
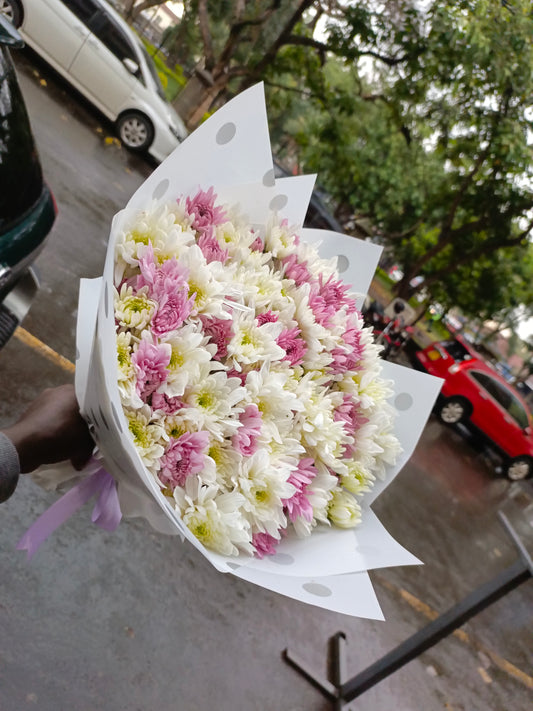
[14,327,75,374]
[376,575,533,691]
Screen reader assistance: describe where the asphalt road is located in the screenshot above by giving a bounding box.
[0,49,531,711]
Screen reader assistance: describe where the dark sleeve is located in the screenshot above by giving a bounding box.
[0,432,20,503]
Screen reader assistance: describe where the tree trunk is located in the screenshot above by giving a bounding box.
[173,73,226,129]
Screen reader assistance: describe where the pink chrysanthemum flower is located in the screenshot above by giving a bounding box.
[329,326,365,375]
[282,254,311,286]
[152,289,195,338]
[131,339,171,401]
[318,274,357,313]
[308,286,336,329]
[200,316,234,359]
[197,233,229,264]
[185,187,226,237]
[159,431,210,489]
[232,404,262,456]
[152,392,186,415]
[283,458,316,523]
[137,245,188,299]
[252,531,281,558]
[334,395,369,457]
[276,327,307,366]
[256,310,278,326]
[250,234,263,251]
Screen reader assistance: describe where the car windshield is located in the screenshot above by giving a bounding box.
[138,42,167,102]
[441,339,473,362]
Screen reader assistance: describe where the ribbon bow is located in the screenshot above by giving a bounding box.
[17,465,122,560]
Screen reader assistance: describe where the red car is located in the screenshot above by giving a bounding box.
[414,339,533,481]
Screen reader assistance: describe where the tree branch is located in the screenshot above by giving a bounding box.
[198,0,215,71]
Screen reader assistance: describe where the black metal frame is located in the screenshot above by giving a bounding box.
[283,511,533,710]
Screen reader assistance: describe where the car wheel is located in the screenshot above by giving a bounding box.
[437,396,470,425]
[0,0,23,27]
[116,112,154,152]
[504,456,532,481]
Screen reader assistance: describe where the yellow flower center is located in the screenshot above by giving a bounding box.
[129,229,150,245]
[129,419,150,448]
[169,348,184,369]
[117,344,130,368]
[197,391,215,410]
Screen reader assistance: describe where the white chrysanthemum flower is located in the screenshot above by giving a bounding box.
[340,459,376,495]
[227,312,285,369]
[301,464,338,531]
[161,324,217,397]
[114,202,194,283]
[239,449,295,538]
[245,368,303,442]
[235,262,295,314]
[125,405,166,473]
[290,284,333,371]
[179,244,228,317]
[114,284,156,332]
[116,331,142,408]
[169,196,195,232]
[181,371,246,439]
[264,435,305,468]
[294,378,348,472]
[174,478,253,556]
[204,436,242,489]
[328,489,362,529]
[294,239,339,281]
[214,219,259,264]
[263,217,300,259]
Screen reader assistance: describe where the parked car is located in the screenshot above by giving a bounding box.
[0,0,187,161]
[414,340,533,480]
[0,15,56,347]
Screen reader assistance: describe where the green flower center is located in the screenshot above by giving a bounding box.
[197,391,215,410]
[255,489,268,503]
[129,419,150,448]
[127,295,150,313]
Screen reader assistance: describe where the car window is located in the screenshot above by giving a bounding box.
[470,370,529,428]
[62,0,101,25]
[470,370,513,409]
[507,395,530,429]
[138,42,167,101]
[90,14,140,70]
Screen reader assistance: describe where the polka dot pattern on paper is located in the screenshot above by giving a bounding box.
[336,255,349,273]
[395,393,414,411]
[216,122,237,145]
[302,582,333,597]
[152,179,169,200]
[269,194,288,212]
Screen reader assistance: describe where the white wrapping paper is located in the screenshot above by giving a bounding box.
[52,83,442,618]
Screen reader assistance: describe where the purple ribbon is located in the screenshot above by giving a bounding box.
[17,466,122,560]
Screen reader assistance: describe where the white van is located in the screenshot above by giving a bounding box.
[1,0,188,161]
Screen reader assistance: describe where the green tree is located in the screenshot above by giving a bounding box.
[293,1,533,304]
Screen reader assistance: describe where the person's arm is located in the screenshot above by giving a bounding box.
[0,385,94,502]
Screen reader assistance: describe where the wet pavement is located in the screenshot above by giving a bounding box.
[0,50,531,711]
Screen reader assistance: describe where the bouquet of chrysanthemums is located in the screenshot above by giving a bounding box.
[21,84,442,618]
[113,187,401,559]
